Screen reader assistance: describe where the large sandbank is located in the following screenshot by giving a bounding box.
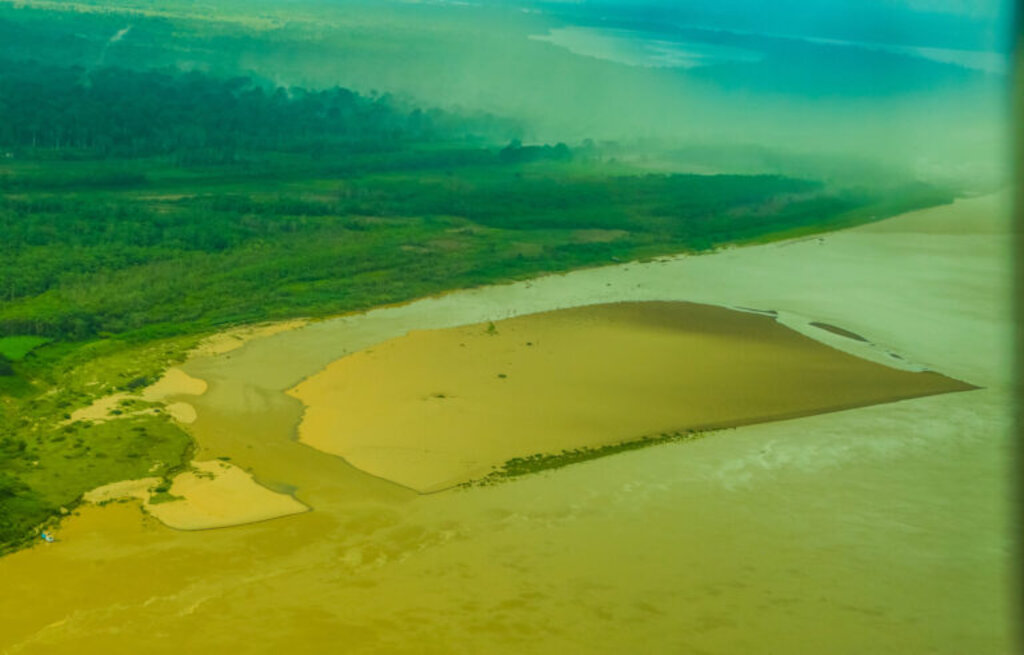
[292,301,972,491]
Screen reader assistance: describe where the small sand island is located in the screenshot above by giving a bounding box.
[290,301,974,492]
[85,460,308,530]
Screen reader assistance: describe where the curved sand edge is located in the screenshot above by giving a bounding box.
[82,477,162,504]
[146,461,309,530]
[75,329,316,530]
[83,461,308,531]
[140,367,208,402]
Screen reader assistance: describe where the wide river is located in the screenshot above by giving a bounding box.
[0,193,1016,654]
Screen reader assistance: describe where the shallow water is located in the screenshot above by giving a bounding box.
[0,195,1015,654]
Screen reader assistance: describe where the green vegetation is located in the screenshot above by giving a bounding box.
[147,480,184,505]
[0,154,949,342]
[0,64,954,343]
[0,334,196,552]
[0,471,51,549]
[0,58,507,161]
[463,429,713,488]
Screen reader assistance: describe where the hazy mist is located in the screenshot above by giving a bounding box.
[0,0,1012,189]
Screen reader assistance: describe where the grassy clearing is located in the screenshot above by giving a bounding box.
[0,336,51,361]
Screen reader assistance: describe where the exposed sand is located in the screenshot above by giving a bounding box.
[82,477,162,504]
[65,392,133,423]
[0,192,1014,654]
[141,367,208,402]
[144,461,308,530]
[65,367,208,425]
[191,319,309,357]
[163,401,198,424]
[292,301,972,492]
[80,461,306,531]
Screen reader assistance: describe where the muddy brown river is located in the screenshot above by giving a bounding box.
[0,194,1015,654]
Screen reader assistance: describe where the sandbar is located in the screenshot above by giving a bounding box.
[82,477,162,504]
[290,301,974,492]
[145,460,309,530]
[81,461,307,530]
[141,367,208,402]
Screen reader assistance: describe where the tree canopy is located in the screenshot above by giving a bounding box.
[0,58,492,161]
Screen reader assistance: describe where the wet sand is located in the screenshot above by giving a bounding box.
[191,319,309,357]
[83,477,162,504]
[0,192,1014,654]
[82,461,307,530]
[292,301,972,492]
[141,367,208,402]
[144,460,309,530]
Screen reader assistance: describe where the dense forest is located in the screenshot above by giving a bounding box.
[0,58,513,161]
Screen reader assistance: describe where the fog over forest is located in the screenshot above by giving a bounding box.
[0,0,1012,189]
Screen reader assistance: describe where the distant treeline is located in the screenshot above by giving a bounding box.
[0,59,511,161]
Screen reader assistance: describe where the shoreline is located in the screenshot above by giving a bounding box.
[60,192,1008,531]
[46,189,1007,532]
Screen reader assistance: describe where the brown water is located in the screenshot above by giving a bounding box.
[0,194,1015,654]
